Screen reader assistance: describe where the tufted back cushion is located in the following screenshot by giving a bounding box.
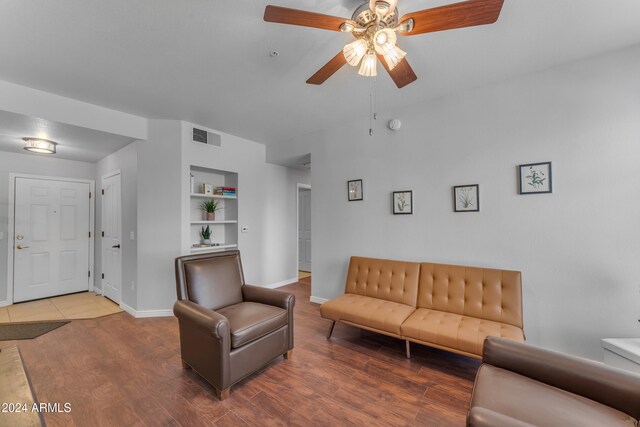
[345,257,420,307]
[417,263,523,328]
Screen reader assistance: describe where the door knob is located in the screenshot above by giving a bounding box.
[16,244,29,249]
[16,235,24,240]
[112,244,120,249]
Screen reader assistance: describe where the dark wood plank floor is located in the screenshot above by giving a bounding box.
[1,277,480,426]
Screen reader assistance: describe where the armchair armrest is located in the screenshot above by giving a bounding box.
[242,284,295,310]
[468,408,534,427]
[173,300,229,340]
[483,337,640,420]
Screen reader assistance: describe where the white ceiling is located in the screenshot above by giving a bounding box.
[0,0,639,146]
[0,110,136,162]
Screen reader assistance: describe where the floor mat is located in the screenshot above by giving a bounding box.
[0,321,70,341]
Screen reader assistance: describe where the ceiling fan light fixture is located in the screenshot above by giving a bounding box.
[22,138,57,154]
[369,0,398,17]
[358,53,377,77]
[383,45,406,70]
[373,28,397,55]
[343,39,368,66]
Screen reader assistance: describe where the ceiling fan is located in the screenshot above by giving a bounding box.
[264,0,504,88]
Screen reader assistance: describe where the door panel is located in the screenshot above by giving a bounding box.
[14,178,91,302]
[101,173,121,303]
[298,189,312,272]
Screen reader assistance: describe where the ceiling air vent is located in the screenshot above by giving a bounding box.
[192,127,221,147]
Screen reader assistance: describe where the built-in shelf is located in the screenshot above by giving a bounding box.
[190,244,238,253]
[190,193,237,199]
[190,220,237,225]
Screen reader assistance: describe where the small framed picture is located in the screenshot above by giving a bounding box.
[393,191,413,215]
[202,183,213,195]
[347,179,363,201]
[519,162,552,194]
[453,185,480,212]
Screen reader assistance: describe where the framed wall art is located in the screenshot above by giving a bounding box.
[347,179,363,201]
[453,184,479,212]
[519,162,552,194]
[393,191,413,215]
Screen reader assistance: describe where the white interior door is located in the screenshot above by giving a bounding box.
[101,172,121,303]
[13,178,91,302]
[298,188,311,272]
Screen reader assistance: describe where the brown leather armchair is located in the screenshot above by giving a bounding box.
[468,337,640,426]
[173,250,295,400]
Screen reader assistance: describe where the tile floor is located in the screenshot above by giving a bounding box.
[298,270,311,280]
[0,292,122,323]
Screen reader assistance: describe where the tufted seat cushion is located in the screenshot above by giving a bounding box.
[320,294,415,336]
[401,308,524,357]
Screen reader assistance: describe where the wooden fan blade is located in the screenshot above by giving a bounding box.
[377,54,417,88]
[307,52,348,85]
[264,5,354,32]
[399,0,504,36]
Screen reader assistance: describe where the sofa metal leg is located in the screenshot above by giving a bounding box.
[405,340,411,359]
[181,360,190,369]
[283,350,293,359]
[326,321,336,339]
[216,388,230,401]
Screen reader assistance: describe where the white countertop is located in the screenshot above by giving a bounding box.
[601,338,640,365]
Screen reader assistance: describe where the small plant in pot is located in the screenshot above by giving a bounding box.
[200,199,222,221]
[200,225,212,245]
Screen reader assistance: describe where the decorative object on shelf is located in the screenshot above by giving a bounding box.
[200,199,222,221]
[348,179,363,201]
[200,225,212,245]
[393,190,413,215]
[190,173,195,193]
[263,0,505,88]
[519,162,552,194]
[214,186,236,197]
[453,184,480,212]
[202,183,214,195]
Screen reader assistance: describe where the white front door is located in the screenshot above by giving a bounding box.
[298,188,311,272]
[13,178,91,302]
[101,172,121,303]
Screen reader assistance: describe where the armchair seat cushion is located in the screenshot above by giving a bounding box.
[471,364,638,426]
[217,302,287,349]
[320,294,415,336]
[401,309,524,356]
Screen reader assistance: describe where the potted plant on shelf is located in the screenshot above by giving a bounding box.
[200,199,222,221]
[200,225,212,246]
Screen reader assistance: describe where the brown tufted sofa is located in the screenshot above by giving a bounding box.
[320,256,524,358]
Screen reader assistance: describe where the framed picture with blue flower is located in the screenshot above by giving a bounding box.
[519,162,552,194]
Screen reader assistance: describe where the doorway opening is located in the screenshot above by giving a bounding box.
[297,184,311,283]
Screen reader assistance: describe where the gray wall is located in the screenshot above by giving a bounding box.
[274,44,640,360]
[95,142,138,308]
[0,151,96,303]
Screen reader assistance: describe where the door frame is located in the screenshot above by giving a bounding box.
[296,183,311,275]
[6,173,95,306]
[100,169,122,304]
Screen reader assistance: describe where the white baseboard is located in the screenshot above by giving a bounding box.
[310,296,328,304]
[120,302,174,318]
[264,277,298,289]
[0,300,9,308]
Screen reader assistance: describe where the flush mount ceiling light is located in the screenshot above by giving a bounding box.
[264,0,505,88]
[23,138,58,154]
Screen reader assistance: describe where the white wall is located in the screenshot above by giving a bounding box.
[95,142,138,308]
[275,45,640,360]
[136,120,183,312]
[0,152,96,303]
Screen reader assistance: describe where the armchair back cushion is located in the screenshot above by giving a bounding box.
[418,263,523,329]
[345,256,420,307]
[176,251,244,310]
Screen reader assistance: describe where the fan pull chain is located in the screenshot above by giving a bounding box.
[369,77,377,136]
